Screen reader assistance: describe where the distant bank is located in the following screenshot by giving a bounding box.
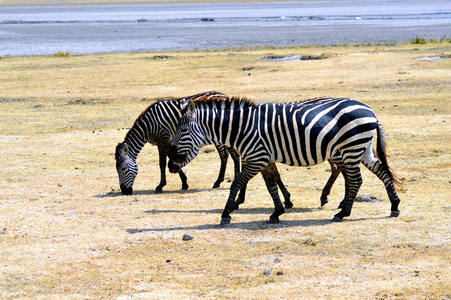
[0,0,450,56]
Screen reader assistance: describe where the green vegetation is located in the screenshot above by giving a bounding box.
[53,50,71,57]
[411,35,451,44]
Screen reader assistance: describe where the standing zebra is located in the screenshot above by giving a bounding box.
[115,91,292,205]
[169,96,402,224]
[115,91,241,195]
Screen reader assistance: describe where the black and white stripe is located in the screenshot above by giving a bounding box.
[115,91,241,195]
[169,96,402,224]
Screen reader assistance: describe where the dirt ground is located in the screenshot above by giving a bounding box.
[0,43,450,298]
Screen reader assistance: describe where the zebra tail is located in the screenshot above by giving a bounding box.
[376,121,404,189]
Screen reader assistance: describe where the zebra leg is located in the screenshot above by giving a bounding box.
[268,163,293,209]
[229,146,241,178]
[333,163,363,222]
[232,182,247,210]
[337,175,351,210]
[156,144,169,193]
[230,150,246,210]
[220,164,260,226]
[361,150,401,217]
[320,160,344,207]
[167,158,189,190]
[261,165,285,224]
[213,145,229,188]
[168,159,188,189]
[178,170,189,190]
[159,141,189,192]
[220,179,245,226]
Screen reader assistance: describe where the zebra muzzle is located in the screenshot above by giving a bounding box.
[168,145,188,164]
[168,159,182,173]
[120,183,133,195]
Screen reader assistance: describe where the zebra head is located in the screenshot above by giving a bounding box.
[115,142,138,195]
[169,100,205,164]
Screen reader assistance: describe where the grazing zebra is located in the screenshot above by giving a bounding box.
[115,91,242,195]
[168,96,402,224]
[115,91,292,205]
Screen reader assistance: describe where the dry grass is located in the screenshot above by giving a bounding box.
[1,43,450,299]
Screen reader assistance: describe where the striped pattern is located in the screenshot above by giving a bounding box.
[170,96,402,224]
[115,91,241,195]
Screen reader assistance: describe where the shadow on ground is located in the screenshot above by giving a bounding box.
[144,207,317,215]
[126,215,388,233]
[95,187,214,198]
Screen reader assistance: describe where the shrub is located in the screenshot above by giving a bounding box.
[54,51,71,57]
[411,36,427,44]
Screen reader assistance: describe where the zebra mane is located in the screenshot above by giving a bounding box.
[135,91,227,121]
[193,95,256,109]
[289,96,338,105]
[120,91,227,146]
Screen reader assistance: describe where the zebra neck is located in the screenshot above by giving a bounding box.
[201,106,248,149]
[124,129,147,161]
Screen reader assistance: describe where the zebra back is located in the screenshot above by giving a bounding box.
[119,91,227,158]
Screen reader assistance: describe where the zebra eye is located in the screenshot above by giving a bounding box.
[121,167,127,172]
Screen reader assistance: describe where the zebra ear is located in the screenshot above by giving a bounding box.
[180,99,188,111]
[187,100,196,117]
[121,143,129,158]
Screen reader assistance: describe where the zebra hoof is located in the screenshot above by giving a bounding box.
[320,198,329,207]
[267,216,280,224]
[181,184,189,190]
[332,216,343,222]
[212,183,220,189]
[284,201,293,209]
[155,188,163,194]
[390,210,400,218]
[220,217,231,226]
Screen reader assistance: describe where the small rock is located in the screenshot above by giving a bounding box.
[263,269,271,275]
[182,233,194,241]
[203,148,215,154]
[274,258,282,263]
[166,259,172,263]
[276,271,284,276]
[355,195,383,203]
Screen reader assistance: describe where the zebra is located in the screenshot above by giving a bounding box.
[115,91,293,209]
[115,91,241,195]
[168,96,402,225]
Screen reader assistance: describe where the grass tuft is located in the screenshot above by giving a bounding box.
[54,50,71,57]
[411,36,451,44]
